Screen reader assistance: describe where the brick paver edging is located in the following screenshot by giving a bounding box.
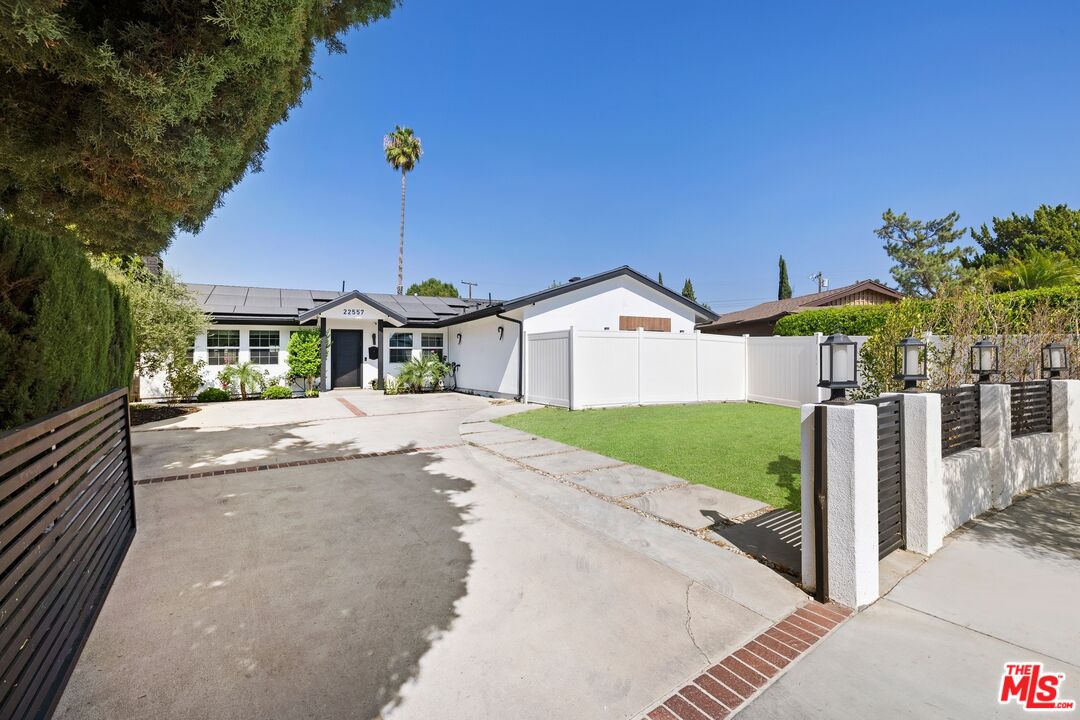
[134,443,463,485]
[642,601,853,720]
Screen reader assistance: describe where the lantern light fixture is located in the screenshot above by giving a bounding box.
[894,336,928,391]
[818,333,860,403]
[1042,341,1068,379]
[970,338,999,383]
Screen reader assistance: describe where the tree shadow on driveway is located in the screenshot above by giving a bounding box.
[55,448,476,720]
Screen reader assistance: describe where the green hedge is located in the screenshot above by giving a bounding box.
[0,220,135,430]
[773,305,896,336]
[775,287,1080,337]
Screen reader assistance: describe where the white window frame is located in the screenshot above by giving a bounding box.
[249,330,280,365]
[207,330,240,366]
[389,332,413,364]
[421,332,445,360]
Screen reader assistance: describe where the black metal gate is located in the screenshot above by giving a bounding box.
[859,396,904,559]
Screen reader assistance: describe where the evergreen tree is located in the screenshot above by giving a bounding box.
[658,271,664,286]
[778,256,792,299]
[681,278,697,302]
[405,278,459,297]
[0,1,397,254]
[877,209,970,298]
[967,204,1080,268]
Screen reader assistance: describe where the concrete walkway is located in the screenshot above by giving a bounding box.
[463,406,806,578]
[738,483,1080,719]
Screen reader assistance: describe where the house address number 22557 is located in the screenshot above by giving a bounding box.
[342,309,364,316]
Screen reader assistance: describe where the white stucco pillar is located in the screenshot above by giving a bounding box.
[890,392,944,555]
[979,384,1011,509]
[801,402,880,609]
[1052,379,1080,484]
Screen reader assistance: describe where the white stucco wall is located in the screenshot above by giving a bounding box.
[520,276,700,334]
[139,324,300,398]
[941,448,995,533]
[445,314,521,398]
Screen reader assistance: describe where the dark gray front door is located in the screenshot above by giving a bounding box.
[331,330,363,387]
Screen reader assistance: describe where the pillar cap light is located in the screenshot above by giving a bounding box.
[818,333,860,403]
[894,335,929,388]
[970,337,999,381]
[1042,341,1068,378]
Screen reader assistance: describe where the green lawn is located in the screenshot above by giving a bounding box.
[496,403,802,511]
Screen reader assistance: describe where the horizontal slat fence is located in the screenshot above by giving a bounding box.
[937,386,980,456]
[0,388,136,720]
[1010,381,1052,437]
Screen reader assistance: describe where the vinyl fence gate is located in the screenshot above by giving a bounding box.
[859,395,905,559]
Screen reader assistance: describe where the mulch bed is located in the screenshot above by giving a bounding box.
[130,404,200,426]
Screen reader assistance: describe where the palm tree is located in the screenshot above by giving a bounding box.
[384,126,423,295]
[218,361,268,400]
[986,249,1080,291]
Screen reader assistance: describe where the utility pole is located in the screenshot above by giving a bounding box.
[810,271,828,293]
[461,280,477,300]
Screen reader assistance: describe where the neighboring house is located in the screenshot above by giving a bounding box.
[698,279,902,336]
[140,266,717,399]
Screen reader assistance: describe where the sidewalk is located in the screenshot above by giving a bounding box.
[737,483,1080,719]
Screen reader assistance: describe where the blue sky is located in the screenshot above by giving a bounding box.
[165,0,1080,310]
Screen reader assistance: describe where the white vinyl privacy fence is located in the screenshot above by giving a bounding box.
[523,329,855,409]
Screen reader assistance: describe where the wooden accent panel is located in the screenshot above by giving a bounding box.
[0,388,136,719]
[619,315,671,332]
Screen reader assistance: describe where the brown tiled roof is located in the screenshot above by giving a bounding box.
[699,279,902,331]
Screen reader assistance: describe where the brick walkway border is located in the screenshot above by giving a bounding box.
[335,397,367,416]
[642,601,853,720]
[134,443,463,485]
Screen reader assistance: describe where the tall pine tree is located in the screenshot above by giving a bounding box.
[681,278,697,302]
[778,256,792,299]
[877,209,970,297]
[658,272,664,286]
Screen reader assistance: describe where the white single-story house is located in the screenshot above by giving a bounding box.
[139,266,717,399]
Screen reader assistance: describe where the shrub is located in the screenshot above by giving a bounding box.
[164,358,206,402]
[774,286,1080,338]
[260,385,292,400]
[394,354,451,393]
[773,305,896,336]
[287,330,321,393]
[0,219,135,430]
[217,361,268,399]
[196,387,231,402]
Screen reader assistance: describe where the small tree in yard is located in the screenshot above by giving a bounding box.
[287,330,321,394]
[90,256,209,381]
[164,358,205,402]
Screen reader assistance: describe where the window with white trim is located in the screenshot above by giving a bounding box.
[389,332,413,363]
[249,330,280,364]
[207,330,240,365]
[421,333,444,360]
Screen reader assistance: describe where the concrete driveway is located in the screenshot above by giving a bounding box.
[739,483,1080,719]
[56,391,807,720]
